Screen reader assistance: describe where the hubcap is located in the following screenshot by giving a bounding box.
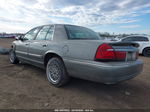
[48,60,61,83]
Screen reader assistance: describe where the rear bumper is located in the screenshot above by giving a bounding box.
[64,59,143,84]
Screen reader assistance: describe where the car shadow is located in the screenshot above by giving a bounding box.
[64,77,138,93]
[15,62,145,97]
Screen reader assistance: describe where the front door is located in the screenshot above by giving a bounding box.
[15,27,41,61]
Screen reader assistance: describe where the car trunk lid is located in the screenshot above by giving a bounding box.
[95,41,139,62]
[109,42,139,61]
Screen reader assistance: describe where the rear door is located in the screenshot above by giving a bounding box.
[28,25,54,65]
[15,27,40,60]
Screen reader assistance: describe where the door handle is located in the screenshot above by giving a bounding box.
[25,43,29,45]
[43,44,48,47]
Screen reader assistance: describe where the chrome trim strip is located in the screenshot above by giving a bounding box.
[15,50,27,55]
[28,53,42,58]
[107,49,138,52]
[63,58,140,68]
[17,55,43,64]
[16,50,42,58]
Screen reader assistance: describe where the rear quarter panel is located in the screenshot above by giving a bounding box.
[63,40,103,60]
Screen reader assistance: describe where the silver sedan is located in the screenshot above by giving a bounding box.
[9,24,143,87]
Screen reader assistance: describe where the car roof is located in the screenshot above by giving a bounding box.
[124,34,150,39]
[36,24,83,28]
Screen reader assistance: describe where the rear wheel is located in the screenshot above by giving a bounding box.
[143,47,150,57]
[9,49,19,64]
[46,57,69,87]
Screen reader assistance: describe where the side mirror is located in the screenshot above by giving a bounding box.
[15,36,20,40]
[15,35,24,41]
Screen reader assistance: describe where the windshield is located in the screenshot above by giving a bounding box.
[65,25,100,40]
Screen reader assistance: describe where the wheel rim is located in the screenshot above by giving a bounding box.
[47,60,61,83]
[145,48,150,56]
[10,51,15,62]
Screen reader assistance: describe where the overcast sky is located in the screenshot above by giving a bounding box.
[0,0,150,34]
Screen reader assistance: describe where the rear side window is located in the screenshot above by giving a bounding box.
[36,26,51,40]
[65,25,100,40]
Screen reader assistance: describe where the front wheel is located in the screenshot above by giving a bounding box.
[9,49,19,64]
[143,47,150,57]
[46,57,70,87]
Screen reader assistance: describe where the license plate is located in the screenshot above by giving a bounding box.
[126,52,136,61]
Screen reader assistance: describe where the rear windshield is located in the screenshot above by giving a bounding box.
[65,25,100,40]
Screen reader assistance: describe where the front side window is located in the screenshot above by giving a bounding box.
[65,25,100,40]
[36,26,51,40]
[24,28,40,40]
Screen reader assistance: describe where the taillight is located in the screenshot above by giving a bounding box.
[95,43,126,61]
[95,43,115,59]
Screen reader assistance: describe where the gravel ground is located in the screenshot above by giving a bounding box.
[0,38,150,109]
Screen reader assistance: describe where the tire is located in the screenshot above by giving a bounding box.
[143,47,150,57]
[46,57,69,87]
[9,49,19,64]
